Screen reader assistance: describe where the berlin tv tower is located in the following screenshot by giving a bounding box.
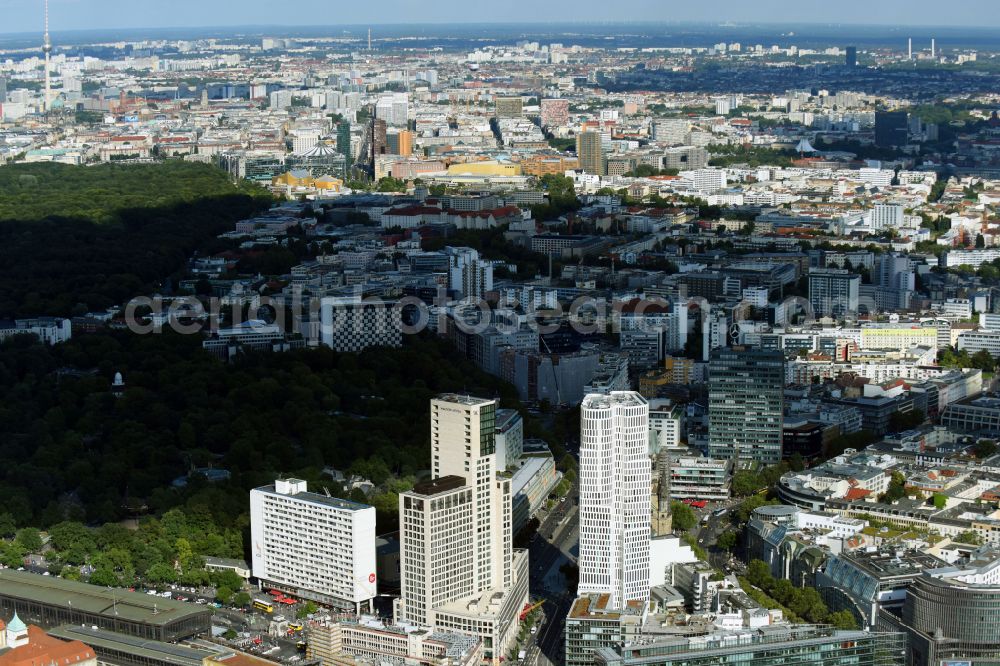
[42,0,52,112]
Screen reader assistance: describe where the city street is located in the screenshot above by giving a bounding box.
[525,482,579,665]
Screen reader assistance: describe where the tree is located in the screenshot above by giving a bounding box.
[233,591,252,608]
[974,439,998,459]
[296,601,319,619]
[216,586,234,605]
[732,470,765,497]
[0,514,16,539]
[828,610,859,630]
[932,493,947,509]
[670,501,697,531]
[14,527,42,552]
[953,530,983,545]
[746,560,771,588]
[880,471,907,503]
[971,349,996,372]
[145,562,178,586]
[89,567,119,587]
[717,530,738,551]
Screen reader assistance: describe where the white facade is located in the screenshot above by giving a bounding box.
[0,317,72,345]
[397,395,525,663]
[399,477,477,626]
[870,203,904,230]
[578,391,651,608]
[447,248,494,300]
[429,395,511,592]
[250,478,377,611]
[648,400,682,452]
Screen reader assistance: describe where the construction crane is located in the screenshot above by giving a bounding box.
[519,599,545,622]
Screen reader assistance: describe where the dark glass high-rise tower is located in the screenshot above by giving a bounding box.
[708,346,785,464]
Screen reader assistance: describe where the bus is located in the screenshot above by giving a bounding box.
[253,598,274,613]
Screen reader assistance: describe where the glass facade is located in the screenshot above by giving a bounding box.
[594,627,906,666]
[708,346,785,464]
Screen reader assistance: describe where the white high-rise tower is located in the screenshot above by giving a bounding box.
[42,0,52,112]
[578,391,651,608]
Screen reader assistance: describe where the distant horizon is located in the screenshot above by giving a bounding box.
[2,19,1000,39]
[0,0,998,36]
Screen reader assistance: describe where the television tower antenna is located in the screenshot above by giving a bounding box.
[43,0,52,112]
[368,28,372,51]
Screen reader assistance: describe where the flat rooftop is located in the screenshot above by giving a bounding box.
[434,394,495,407]
[582,391,647,410]
[256,484,371,512]
[0,570,210,626]
[411,475,467,496]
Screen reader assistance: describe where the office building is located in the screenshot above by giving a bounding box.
[494,408,524,471]
[494,97,523,119]
[808,269,860,318]
[399,476,477,626]
[565,594,646,666]
[577,131,606,176]
[708,347,784,464]
[250,478,377,612]
[375,93,408,126]
[845,46,857,67]
[816,549,945,630]
[387,129,413,156]
[898,553,1000,666]
[652,119,689,145]
[540,98,570,127]
[874,111,909,148]
[397,395,527,663]
[578,392,651,608]
[319,296,402,352]
[336,122,351,159]
[306,617,482,666]
[592,626,905,666]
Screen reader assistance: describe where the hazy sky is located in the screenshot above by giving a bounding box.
[0,0,997,33]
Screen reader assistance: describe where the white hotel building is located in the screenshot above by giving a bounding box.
[250,478,377,612]
[578,391,652,608]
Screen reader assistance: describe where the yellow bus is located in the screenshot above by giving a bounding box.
[253,598,274,613]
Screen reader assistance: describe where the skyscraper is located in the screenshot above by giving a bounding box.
[578,391,651,608]
[336,121,351,160]
[708,347,784,464]
[845,46,857,67]
[577,131,606,176]
[874,111,909,148]
[397,395,527,662]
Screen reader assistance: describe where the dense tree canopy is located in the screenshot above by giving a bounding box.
[0,162,270,316]
[0,331,521,529]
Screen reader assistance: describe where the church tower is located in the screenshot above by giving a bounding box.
[6,612,28,649]
[651,449,672,536]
